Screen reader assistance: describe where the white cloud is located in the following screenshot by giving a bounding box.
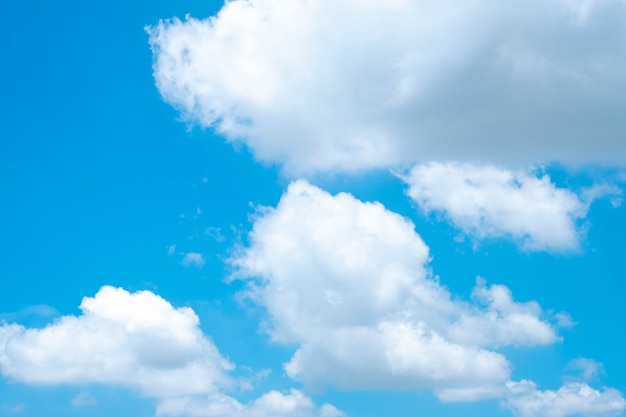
[580,183,623,209]
[232,181,562,399]
[446,277,560,347]
[182,252,206,268]
[0,286,232,398]
[0,287,341,417]
[503,380,626,417]
[402,162,588,251]
[555,312,577,329]
[206,227,227,242]
[156,389,344,417]
[149,0,626,173]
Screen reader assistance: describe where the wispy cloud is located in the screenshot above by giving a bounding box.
[71,391,98,407]
[181,252,205,268]
[0,304,59,326]
[566,358,606,382]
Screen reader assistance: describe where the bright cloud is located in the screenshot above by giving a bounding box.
[446,277,561,348]
[232,180,563,399]
[402,162,588,251]
[149,0,626,173]
[0,286,232,398]
[156,389,344,417]
[503,380,626,417]
[0,287,340,417]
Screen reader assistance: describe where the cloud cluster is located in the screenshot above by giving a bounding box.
[0,287,338,417]
[503,380,626,417]
[402,162,588,251]
[232,181,563,400]
[149,0,626,173]
[156,389,343,417]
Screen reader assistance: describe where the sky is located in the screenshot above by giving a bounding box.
[1,0,625,416]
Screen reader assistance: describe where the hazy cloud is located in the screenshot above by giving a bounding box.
[181,252,206,268]
[566,358,606,382]
[71,391,98,407]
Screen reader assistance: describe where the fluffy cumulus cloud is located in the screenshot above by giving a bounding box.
[232,181,563,400]
[156,389,343,417]
[402,162,589,251]
[0,286,232,398]
[0,287,340,417]
[503,380,626,417]
[149,0,626,173]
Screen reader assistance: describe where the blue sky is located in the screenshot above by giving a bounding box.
[1,0,625,416]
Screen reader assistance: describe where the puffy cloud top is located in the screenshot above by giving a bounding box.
[0,287,344,417]
[0,286,232,398]
[149,0,626,173]
[232,181,563,399]
[503,380,626,417]
[156,389,344,417]
[402,162,589,251]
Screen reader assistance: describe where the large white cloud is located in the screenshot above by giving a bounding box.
[503,380,626,417]
[0,287,340,417]
[0,286,232,398]
[402,162,589,251]
[149,0,626,173]
[232,181,563,399]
